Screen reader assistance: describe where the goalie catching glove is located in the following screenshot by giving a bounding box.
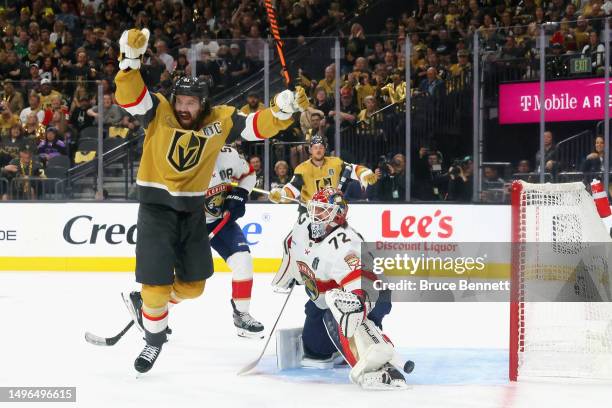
[270,86,309,120]
[118,28,150,70]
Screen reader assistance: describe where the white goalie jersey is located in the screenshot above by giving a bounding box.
[290,214,377,309]
[205,146,256,224]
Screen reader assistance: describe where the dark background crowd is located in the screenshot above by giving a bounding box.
[0,0,610,202]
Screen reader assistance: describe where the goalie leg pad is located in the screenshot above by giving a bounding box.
[276,327,304,370]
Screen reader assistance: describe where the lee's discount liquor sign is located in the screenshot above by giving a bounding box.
[498,78,612,124]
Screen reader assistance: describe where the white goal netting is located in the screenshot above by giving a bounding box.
[511,181,612,380]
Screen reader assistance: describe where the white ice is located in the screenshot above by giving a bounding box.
[1,272,611,408]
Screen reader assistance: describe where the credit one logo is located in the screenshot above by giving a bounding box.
[381,209,453,239]
[63,215,264,246]
[63,215,137,245]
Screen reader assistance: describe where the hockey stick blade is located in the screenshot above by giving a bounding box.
[84,320,134,346]
[237,285,294,375]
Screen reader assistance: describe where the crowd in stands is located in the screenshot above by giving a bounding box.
[1,0,611,202]
[0,0,358,199]
[251,0,612,203]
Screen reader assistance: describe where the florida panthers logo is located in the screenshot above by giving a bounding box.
[205,192,226,217]
[296,261,319,301]
[167,130,207,172]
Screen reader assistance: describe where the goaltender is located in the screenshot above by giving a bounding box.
[114,28,309,373]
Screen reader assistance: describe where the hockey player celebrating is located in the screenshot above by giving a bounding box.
[204,145,264,338]
[114,27,308,373]
[274,188,406,390]
[267,135,378,289]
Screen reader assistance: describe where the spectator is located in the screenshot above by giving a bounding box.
[581,135,608,174]
[240,92,264,115]
[1,52,25,82]
[248,155,266,201]
[312,87,333,116]
[87,94,124,128]
[0,102,20,138]
[582,31,605,74]
[245,26,265,62]
[39,78,63,109]
[271,160,291,189]
[413,147,444,200]
[483,166,505,184]
[37,127,67,162]
[22,112,46,143]
[516,160,531,174]
[19,92,45,124]
[535,130,559,173]
[372,153,406,201]
[226,43,250,81]
[1,147,45,200]
[329,87,358,126]
[417,67,445,98]
[447,156,473,202]
[357,95,382,128]
[152,40,174,74]
[1,80,25,113]
[70,96,94,132]
[0,124,33,165]
[317,65,336,98]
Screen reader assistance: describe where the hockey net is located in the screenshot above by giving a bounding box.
[510,180,612,381]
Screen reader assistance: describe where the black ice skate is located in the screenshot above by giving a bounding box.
[122,291,172,335]
[134,343,163,373]
[231,299,264,339]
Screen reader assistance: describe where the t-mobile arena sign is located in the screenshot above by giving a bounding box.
[499,78,611,124]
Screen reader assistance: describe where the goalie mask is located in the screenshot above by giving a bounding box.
[307,187,348,239]
[171,76,211,129]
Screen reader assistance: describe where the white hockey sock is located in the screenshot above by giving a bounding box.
[142,304,168,334]
[227,251,254,313]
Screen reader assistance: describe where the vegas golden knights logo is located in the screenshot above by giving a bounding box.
[167,130,206,172]
[315,177,333,191]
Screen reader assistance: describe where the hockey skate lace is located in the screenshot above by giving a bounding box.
[238,312,261,327]
[140,345,159,362]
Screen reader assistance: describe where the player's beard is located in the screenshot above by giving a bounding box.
[175,109,201,130]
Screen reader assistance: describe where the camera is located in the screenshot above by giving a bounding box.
[377,155,390,176]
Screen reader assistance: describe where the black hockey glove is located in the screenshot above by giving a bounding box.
[224,187,249,222]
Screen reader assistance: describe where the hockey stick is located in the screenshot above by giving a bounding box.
[251,186,301,204]
[84,212,231,347]
[264,0,292,89]
[237,285,294,375]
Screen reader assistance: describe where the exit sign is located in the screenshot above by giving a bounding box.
[570,57,591,74]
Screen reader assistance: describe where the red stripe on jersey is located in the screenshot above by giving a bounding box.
[119,86,147,108]
[252,111,264,139]
[142,309,168,321]
[232,279,253,299]
[316,279,340,293]
[234,164,256,181]
[338,326,358,366]
[340,269,377,287]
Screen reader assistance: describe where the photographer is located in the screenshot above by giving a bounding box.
[413,147,445,201]
[447,156,473,202]
[371,153,406,201]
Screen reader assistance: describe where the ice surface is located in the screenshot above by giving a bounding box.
[0,272,610,408]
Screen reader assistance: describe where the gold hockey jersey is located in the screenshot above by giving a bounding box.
[114,69,293,211]
[281,156,373,202]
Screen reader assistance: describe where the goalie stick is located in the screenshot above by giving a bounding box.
[84,212,231,347]
[237,285,294,375]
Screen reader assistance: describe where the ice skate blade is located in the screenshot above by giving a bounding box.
[236,328,265,339]
[121,292,144,333]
